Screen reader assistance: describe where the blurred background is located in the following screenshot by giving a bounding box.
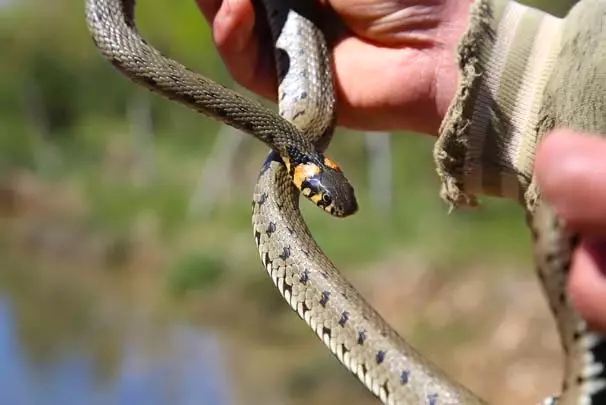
[0,0,579,404]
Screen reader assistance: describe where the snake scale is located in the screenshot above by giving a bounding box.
[84,0,606,404]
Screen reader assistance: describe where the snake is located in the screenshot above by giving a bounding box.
[84,0,606,404]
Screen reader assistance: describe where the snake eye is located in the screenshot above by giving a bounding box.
[322,193,332,205]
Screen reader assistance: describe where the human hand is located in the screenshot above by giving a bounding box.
[195,0,474,135]
[535,129,606,334]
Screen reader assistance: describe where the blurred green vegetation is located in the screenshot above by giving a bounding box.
[0,0,578,298]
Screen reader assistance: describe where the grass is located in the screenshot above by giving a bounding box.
[1,120,533,297]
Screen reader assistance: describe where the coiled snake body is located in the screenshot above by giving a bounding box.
[84,0,606,404]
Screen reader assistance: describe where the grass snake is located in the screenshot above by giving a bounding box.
[84,0,606,404]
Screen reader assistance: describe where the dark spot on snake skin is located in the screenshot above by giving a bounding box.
[285,146,308,166]
[292,110,305,121]
[341,291,348,300]
[427,393,438,405]
[242,120,255,132]
[340,343,350,356]
[380,329,388,338]
[299,270,309,285]
[275,49,290,78]
[283,281,293,298]
[338,311,349,327]
[300,91,308,100]
[361,363,368,375]
[589,335,606,398]
[266,221,276,236]
[576,375,585,385]
[214,106,228,118]
[180,93,197,106]
[110,58,124,70]
[400,370,410,385]
[259,156,273,176]
[302,301,311,314]
[279,246,291,261]
[93,9,105,24]
[362,314,369,321]
[319,291,330,307]
[286,226,295,235]
[301,248,310,258]
[254,230,261,246]
[593,382,606,405]
[357,329,366,345]
[376,350,385,364]
[141,75,158,88]
[558,291,566,305]
[258,192,268,206]
[321,271,328,279]
[573,330,582,341]
[381,381,390,398]
[322,326,331,338]
[263,252,271,267]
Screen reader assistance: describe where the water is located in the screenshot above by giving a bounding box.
[0,297,232,405]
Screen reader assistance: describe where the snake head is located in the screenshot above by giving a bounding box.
[296,157,358,217]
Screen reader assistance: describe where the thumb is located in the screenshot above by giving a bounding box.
[535,129,606,235]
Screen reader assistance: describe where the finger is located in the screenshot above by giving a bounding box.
[197,0,275,100]
[535,129,606,235]
[568,239,606,334]
[330,36,439,132]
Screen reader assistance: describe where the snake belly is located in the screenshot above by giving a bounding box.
[252,1,484,404]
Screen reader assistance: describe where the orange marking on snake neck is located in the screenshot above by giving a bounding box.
[282,156,291,173]
[310,194,322,204]
[293,163,321,189]
[323,157,340,171]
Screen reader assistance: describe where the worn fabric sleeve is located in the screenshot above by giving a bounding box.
[434,0,606,212]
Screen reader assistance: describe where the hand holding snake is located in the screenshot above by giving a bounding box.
[198,0,606,337]
[196,0,472,134]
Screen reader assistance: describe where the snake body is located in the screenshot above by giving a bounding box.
[530,204,606,405]
[85,0,606,404]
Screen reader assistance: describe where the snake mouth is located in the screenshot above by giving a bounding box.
[340,186,359,217]
[303,172,358,218]
[331,182,358,218]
